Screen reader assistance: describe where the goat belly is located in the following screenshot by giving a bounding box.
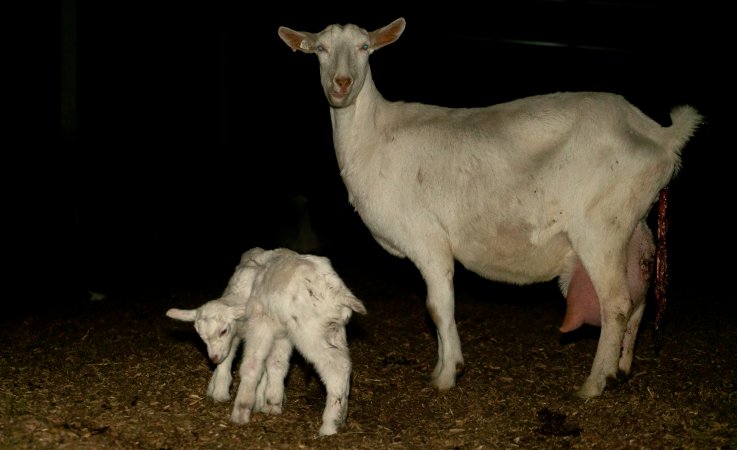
[559,261,601,333]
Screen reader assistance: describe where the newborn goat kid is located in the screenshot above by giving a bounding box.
[166,247,366,436]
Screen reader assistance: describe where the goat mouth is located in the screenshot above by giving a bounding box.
[328,91,351,107]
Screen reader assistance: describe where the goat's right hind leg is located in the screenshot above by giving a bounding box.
[255,337,293,414]
[575,240,631,399]
[296,331,352,436]
[315,349,352,436]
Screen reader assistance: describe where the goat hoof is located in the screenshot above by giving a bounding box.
[318,423,338,436]
[575,378,605,399]
[209,391,231,403]
[230,405,252,424]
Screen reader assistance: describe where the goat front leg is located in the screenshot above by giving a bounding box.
[254,337,293,414]
[417,254,462,390]
[207,337,241,402]
[231,323,275,424]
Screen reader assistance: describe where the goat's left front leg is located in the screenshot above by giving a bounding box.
[208,337,241,402]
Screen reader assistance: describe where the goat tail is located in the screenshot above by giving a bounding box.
[330,274,366,315]
[666,105,703,157]
[316,264,368,316]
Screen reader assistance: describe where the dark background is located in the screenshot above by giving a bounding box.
[9,1,730,313]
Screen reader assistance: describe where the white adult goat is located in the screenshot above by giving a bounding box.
[277,17,702,399]
[166,247,366,436]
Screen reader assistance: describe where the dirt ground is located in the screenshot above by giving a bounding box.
[1,251,735,450]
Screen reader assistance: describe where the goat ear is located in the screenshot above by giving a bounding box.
[166,308,197,322]
[229,305,248,320]
[278,27,317,54]
[370,17,405,51]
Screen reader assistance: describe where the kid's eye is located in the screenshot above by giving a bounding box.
[219,328,227,337]
[361,43,369,50]
[316,44,325,52]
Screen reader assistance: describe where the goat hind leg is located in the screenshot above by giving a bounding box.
[576,256,631,398]
[295,332,352,436]
[619,221,655,375]
[256,337,292,414]
[317,351,352,436]
[619,300,645,375]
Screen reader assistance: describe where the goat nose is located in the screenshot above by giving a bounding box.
[335,77,352,89]
[210,354,220,364]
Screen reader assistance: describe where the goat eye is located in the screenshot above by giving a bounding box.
[316,44,325,53]
[361,43,369,51]
[219,328,227,337]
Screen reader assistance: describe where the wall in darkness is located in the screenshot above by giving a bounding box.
[10,2,729,309]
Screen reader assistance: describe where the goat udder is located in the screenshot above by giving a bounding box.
[559,262,601,333]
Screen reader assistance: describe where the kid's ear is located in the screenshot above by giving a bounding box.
[166,308,197,322]
[229,305,248,320]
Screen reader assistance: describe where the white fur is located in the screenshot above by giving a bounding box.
[278,18,702,398]
[166,247,366,436]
